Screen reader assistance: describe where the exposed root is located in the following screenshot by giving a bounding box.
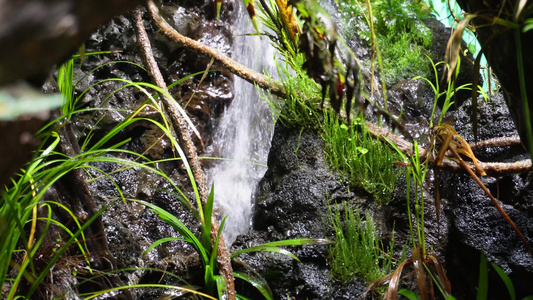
[134,6,236,299]
[146,0,286,98]
[366,121,531,175]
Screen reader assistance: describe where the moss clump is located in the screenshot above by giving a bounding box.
[265,53,323,130]
[323,111,402,204]
[337,0,432,85]
[378,31,430,86]
[328,203,393,284]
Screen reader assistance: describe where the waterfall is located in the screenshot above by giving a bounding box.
[207,2,277,245]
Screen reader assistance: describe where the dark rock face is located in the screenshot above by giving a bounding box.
[73,4,235,152]
[232,124,369,299]
[442,95,533,299]
[254,124,337,238]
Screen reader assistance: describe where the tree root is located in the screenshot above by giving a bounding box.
[365,121,532,176]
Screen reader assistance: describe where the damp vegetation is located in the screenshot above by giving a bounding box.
[336,0,433,86]
[2,0,533,299]
[323,111,401,204]
[328,202,395,284]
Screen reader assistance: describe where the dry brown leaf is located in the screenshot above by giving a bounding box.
[515,0,528,21]
[275,0,300,42]
[443,14,477,83]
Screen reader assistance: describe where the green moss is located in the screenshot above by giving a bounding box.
[328,203,394,284]
[379,31,430,86]
[337,0,432,85]
[323,111,402,205]
[264,53,323,130]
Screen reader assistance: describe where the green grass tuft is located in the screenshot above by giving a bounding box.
[263,53,323,130]
[323,111,402,205]
[328,202,394,284]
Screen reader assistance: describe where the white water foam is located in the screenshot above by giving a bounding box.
[207,2,278,245]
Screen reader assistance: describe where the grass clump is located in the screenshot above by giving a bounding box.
[328,202,394,284]
[265,53,323,130]
[323,111,402,204]
[336,0,432,85]
[379,31,429,86]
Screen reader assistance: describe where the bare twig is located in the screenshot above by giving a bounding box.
[144,0,531,179]
[469,135,522,151]
[133,7,236,299]
[133,7,208,201]
[146,0,286,98]
[366,121,532,175]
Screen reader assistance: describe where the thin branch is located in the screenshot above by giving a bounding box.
[469,136,522,151]
[133,7,208,202]
[145,0,531,178]
[133,7,236,299]
[146,0,286,98]
[366,122,532,176]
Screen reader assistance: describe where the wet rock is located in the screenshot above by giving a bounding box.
[387,78,432,143]
[438,94,533,299]
[69,4,236,151]
[454,93,526,161]
[233,123,399,298]
[254,124,339,239]
[441,172,533,299]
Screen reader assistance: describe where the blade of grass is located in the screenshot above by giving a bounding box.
[491,262,515,300]
[233,271,274,300]
[477,252,488,300]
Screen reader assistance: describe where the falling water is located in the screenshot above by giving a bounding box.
[207,2,278,245]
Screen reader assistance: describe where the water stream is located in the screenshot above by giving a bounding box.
[207,2,278,245]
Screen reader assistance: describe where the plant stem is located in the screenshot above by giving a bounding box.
[514,27,533,159]
[146,0,286,98]
[134,7,236,299]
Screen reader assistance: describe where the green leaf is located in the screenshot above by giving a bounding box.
[143,237,186,256]
[232,245,300,261]
[134,200,209,265]
[0,84,62,120]
[215,275,227,299]
[398,289,421,300]
[491,263,515,300]
[254,238,331,247]
[477,252,488,300]
[231,238,331,259]
[205,264,215,294]
[201,184,215,253]
[234,271,273,300]
[356,146,369,154]
[523,19,533,32]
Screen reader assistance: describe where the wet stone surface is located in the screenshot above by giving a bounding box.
[50,1,238,298]
[36,0,533,298]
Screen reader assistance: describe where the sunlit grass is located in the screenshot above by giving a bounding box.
[328,202,394,284]
[323,111,402,204]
